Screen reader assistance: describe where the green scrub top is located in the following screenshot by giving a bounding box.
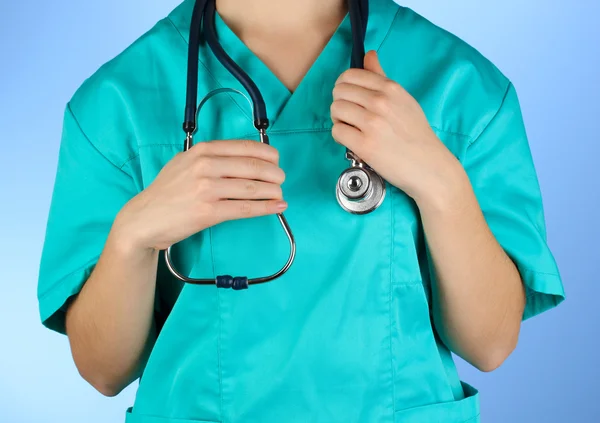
[37,1,565,422]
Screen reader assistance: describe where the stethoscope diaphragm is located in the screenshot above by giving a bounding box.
[336,163,386,214]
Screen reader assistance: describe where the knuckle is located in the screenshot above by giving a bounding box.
[334,72,346,85]
[192,141,209,156]
[343,69,360,81]
[332,83,345,98]
[195,157,212,175]
[248,158,262,172]
[270,147,280,163]
[239,201,253,217]
[263,200,273,215]
[331,123,343,141]
[330,101,341,116]
[241,139,257,151]
[275,168,286,184]
[244,180,258,195]
[372,93,390,113]
[367,113,386,130]
[275,186,284,199]
[196,177,213,195]
[365,113,380,127]
[332,85,339,98]
[385,80,401,94]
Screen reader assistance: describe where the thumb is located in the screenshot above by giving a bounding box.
[363,50,386,77]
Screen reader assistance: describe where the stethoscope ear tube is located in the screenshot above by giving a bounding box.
[173,0,295,288]
[170,0,384,288]
[349,0,366,70]
[202,0,268,127]
[183,0,207,135]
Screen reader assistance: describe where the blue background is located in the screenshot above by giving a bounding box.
[0,0,597,422]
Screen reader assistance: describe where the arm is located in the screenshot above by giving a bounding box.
[62,140,287,396]
[414,161,525,372]
[331,51,529,371]
[65,222,159,397]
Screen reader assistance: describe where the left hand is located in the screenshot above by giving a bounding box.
[330,50,462,204]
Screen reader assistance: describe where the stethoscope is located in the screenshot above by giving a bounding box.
[165,0,386,289]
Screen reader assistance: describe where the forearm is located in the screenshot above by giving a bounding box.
[65,211,159,396]
[415,160,526,372]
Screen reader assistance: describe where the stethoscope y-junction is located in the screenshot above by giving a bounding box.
[165,0,386,288]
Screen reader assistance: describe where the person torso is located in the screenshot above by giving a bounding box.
[73,0,506,420]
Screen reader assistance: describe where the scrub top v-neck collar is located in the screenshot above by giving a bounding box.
[168,0,399,133]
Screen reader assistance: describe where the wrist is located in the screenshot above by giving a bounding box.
[110,208,158,258]
[412,157,473,216]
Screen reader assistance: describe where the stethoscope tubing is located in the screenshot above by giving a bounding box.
[166,87,296,287]
[167,0,378,288]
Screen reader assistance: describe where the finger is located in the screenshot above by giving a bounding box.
[363,50,386,77]
[331,121,363,152]
[189,139,280,165]
[332,82,381,110]
[335,67,388,92]
[330,99,376,131]
[214,199,288,222]
[196,156,286,184]
[211,178,283,201]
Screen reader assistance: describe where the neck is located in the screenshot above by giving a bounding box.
[216,0,348,33]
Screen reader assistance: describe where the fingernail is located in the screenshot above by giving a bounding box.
[276,201,288,210]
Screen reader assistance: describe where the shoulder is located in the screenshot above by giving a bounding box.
[66,5,187,166]
[378,3,513,141]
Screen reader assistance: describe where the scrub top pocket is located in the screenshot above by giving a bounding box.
[390,281,466,412]
[394,383,480,423]
[125,408,220,423]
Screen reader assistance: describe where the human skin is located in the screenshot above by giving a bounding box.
[330,50,526,371]
[65,0,525,397]
[66,141,287,396]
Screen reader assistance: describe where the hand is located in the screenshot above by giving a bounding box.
[330,50,463,205]
[114,140,288,251]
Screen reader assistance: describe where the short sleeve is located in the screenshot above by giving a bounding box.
[37,103,138,334]
[462,82,565,321]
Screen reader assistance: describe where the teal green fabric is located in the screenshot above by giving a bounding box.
[37,0,565,422]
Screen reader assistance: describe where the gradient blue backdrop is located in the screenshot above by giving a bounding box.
[1,1,597,422]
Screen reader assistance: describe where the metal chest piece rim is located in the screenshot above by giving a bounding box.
[336,152,386,215]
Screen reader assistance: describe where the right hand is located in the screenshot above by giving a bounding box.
[114,140,288,251]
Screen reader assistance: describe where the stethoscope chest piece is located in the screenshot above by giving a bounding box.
[336,153,386,214]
